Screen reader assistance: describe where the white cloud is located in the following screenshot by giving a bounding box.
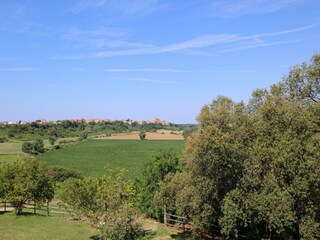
[90,25,315,58]
[117,77,182,85]
[103,68,256,73]
[220,40,301,53]
[104,68,190,73]
[69,0,165,16]
[0,68,34,71]
[209,0,311,17]
[51,55,84,60]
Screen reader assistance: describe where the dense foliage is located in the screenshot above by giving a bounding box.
[47,166,84,183]
[59,168,143,240]
[22,139,45,155]
[156,54,320,239]
[136,149,181,219]
[0,159,54,215]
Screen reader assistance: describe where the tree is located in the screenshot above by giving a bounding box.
[283,53,320,103]
[182,127,195,140]
[0,159,54,215]
[49,135,57,146]
[22,142,33,154]
[156,54,320,239]
[139,131,146,140]
[21,139,45,155]
[137,149,181,219]
[59,168,143,240]
[33,139,45,153]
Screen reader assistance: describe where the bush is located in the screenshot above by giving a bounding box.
[22,142,33,154]
[0,135,7,143]
[139,131,146,140]
[21,139,45,155]
[47,167,84,183]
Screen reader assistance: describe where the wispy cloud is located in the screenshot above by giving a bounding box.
[104,68,190,73]
[69,0,165,16]
[67,27,126,38]
[209,0,311,17]
[103,68,256,73]
[90,25,315,58]
[0,3,50,35]
[51,55,84,60]
[221,39,301,53]
[0,68,34,72]
[117,78,182,85]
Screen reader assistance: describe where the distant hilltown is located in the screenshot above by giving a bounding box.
[0,117,171,126]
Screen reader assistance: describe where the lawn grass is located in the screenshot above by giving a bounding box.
[38,140,185,178]
[0,212,97,240]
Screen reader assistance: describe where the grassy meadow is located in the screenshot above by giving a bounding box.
[38,139,185,178]
[0,142,23,155]
[0,212,98,240]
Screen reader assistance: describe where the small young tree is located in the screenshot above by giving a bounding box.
[139,131,146,140]
[49,135,57,147]
[59,168,143,240]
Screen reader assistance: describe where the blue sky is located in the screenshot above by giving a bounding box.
[1,0,320,123]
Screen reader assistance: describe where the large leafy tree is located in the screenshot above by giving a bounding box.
[0,159,54,215]
[156,53,320,239]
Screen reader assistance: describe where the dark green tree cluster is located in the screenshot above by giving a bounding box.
[22,139,45,155]
[0,159,54,215]
[156,54,320,239]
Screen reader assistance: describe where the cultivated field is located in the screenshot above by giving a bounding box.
[97,132,184,140]
[38,140,185,178]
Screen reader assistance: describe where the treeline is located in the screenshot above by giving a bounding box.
[0,120,190,141]
[152,54,320,239]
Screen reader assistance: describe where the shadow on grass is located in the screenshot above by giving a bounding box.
[0,210,48,217]
[89,235,100,240]
[171,231,193,239]
[17,212,45,216]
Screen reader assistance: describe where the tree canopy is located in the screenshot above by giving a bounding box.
[156,53,320,239]
[0,159,54,215]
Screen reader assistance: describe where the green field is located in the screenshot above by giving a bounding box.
[0,142,23,155]
[0,212,97,240]
[38,140,185,178]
